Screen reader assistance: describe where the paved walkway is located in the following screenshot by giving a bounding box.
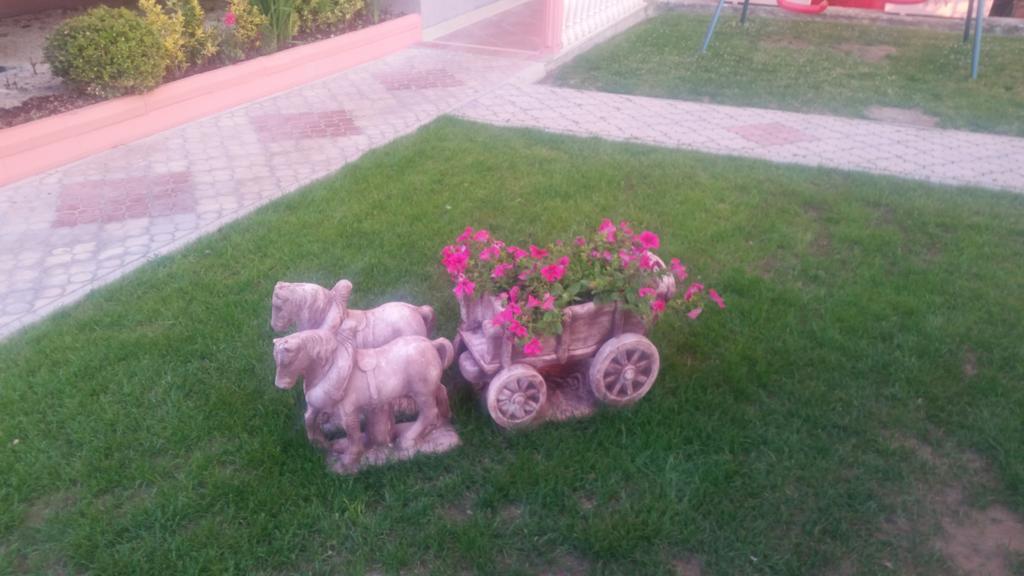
[457,84,1024,193]
[3,16,1024,339]
[0,46,539,338]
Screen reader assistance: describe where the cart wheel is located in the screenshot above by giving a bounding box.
[589,334,660,406]
[486,364,547,429]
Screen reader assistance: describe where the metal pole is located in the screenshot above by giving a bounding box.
[963,0,974,43]
[741,0,752,24]
[701,0,729,53]
[971,0,985,79]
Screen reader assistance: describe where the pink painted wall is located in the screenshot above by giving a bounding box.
[0,14,422,188]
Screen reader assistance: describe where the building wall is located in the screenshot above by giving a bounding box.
[386,0,505,27]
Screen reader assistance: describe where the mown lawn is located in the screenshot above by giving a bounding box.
[551,11,1024,137]
[2,118,1023,575]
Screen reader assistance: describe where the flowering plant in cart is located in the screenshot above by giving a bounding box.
[440,219,725,356]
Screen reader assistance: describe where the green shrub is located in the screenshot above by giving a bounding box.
[217,0,270,63]
[295,0,364,34]
[228,0,270,51]
[139,0,186,75]
[168,0,218,67]
[45,6,167,97]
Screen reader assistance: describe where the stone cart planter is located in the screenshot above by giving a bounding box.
[455,283,669,429]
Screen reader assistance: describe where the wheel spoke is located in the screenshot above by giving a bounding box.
[523,400,538,413]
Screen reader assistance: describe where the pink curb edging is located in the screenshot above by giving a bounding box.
[0,14,422,188]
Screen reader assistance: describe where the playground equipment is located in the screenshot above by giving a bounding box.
[700,0,990,79]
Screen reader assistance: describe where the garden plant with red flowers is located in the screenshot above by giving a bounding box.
[441,219,725,356]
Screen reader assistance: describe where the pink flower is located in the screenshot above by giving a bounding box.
[507,320,528,338]
[598,218,617,243]
[441,245,469,276]
[540,263,566,282]
[670,258,687,282]
[709,289,726,309]
[453,276,475,297]
[638,287,655,298]
[479,245,501,260]
[223,11,236,26]
[575,236,587,246]
[602,251,613,262]
[635,230,660,250]
[638,252,655,270]
[651,299,666,313]
[541,293,555,310]
[508,286,520,303]
[526,294,542,308]
[523,338,543,356]
[619,250,634,267]
[557,256,569,267]
[456,226,474,243]
[683,282,704,302]
[619,221,634,237]
[507,246,528,261]
[492,299,522,327]
[474,229,491,243]
[529,245,549,259]
[491,263,513,279]
[687,307,703,320]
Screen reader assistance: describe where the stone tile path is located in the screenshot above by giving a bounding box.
[456,84,1024,193]
[3,23,1024,339]
[0,46,539,338]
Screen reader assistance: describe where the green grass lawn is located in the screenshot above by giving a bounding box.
[2,119,1024,575]
[550,11,1024,137]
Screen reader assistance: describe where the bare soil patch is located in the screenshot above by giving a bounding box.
[864,106,940,128]
[888,433,1024,576]
[671,554,705,576]
[962,347,978,379]
[835,43,898,63]
[762,36,813,50]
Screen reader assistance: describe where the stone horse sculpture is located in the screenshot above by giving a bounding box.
[271,278,437,432]
[273,322,458,473]
[271,279,435,346]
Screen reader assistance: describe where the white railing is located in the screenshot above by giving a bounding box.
[560,0,647,48]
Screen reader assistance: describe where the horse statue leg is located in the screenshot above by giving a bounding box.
[304,406,329,449]
[340,407,365,468]
[397,388,440,450]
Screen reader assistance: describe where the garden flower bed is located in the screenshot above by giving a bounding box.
[0,12,420,187]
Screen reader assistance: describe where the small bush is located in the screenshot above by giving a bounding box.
[229,0,270,52]
[139,0,186,75]
[295,0,364,34]
[45,7,167,97]
[168,0,218,67]
[217,0,270,63]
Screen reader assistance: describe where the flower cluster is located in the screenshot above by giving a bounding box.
[441,219,724,355]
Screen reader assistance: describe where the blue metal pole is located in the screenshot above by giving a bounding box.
[970,0,985,79]
[701,0,729,54]
[741,0,752,24]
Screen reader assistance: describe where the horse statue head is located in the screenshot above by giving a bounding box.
[272,329,343,390]
[271,279,354,333]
